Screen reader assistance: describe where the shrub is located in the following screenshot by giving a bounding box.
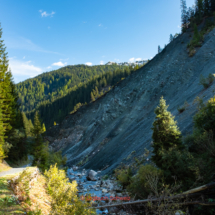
[193,96,215,134]
[115,166,132,189]
[199,73,215,89]
[47,150,67,168]
[177,101,189,113]
[44,164,95,215]
[127,164,162,199]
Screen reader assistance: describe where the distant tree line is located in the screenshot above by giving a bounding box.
[26,64,143,128]
[158,0,215,54]
[16,64,122,113]
[181,0,215,32]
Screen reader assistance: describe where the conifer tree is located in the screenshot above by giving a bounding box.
[0,105,5,160]
[169,34,174,43]
[204,0,211,15]
[31,111,48,171]
[91,91,95,102]
[196,0,204,17]
[181,0,188,32]
[211,0,215,12]
[158,45,161,53]
[22,112,30,136]
[42,123,46,133]
[151,97,183,168]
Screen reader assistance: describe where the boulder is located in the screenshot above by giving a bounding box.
[102,188,108,193]
[86,170,97,181]
[72,166,78,171]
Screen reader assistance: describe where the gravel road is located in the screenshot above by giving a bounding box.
[0,168,25,177]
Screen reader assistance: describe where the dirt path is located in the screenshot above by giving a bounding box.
[0,168,26,177]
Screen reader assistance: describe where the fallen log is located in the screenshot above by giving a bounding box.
[93,182,215,210]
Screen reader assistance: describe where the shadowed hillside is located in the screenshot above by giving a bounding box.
[45,22,215,174]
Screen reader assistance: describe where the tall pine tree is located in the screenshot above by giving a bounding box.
[0,103,5,160]
[151,97,183,168]
[181,0,188,32]
[31,111,48,171]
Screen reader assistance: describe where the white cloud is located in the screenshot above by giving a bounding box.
[85,62,92,66]
[48,26,51,29]
[114,58,120,62]
[129,57,135,63]
[52,61,67,67]
[23,56,25,59]
[135,58,142,61]
[9,59,43,77]
[98,24,102,27]
[39,10,55,17]
[47,66,52,69]
[100,61,104,65]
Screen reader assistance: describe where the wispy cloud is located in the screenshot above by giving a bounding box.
[60,58,69,61]
[98,24,103,27]
[85,62,92,66]
[52,61,67,67]
[39,10,55,17]
[100,61,104,65]
[6,37,61,55]
[114,58,120,62]
[9,59,43,77]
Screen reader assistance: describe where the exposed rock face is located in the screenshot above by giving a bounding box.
[46,27,215,174]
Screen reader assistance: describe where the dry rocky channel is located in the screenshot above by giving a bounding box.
[68,166,131,215]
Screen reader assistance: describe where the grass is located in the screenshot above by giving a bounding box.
[11,167,51,215]
[0,175,25,215]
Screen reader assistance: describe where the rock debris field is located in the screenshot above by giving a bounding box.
[46,27,215,175]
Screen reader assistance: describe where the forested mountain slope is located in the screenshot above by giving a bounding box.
[23,65,139,128]
[16,64,122,112]
[45,22,215,174]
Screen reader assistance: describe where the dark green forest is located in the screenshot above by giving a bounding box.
[16,64,123,112]
[25,64,141,128]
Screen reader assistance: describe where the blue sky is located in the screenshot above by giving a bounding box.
[0,0,195,83]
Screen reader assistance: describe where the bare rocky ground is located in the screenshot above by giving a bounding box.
[68,166,136,214]
[45,25,215,175]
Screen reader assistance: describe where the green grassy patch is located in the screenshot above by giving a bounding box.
[0,175,25,215]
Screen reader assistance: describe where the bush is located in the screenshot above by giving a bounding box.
[47,150,67,168]
[177,101,188,113]
[127,165,162,199]
[193,96,215,134]
[115,166,132,189]
[199,73,215,89]
[44,164,95,215]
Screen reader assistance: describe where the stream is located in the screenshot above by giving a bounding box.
[67,166,129,214]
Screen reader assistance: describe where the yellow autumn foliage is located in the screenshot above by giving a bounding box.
[44,164,95,215]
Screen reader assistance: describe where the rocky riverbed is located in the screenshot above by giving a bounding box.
[67,166,132,215]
